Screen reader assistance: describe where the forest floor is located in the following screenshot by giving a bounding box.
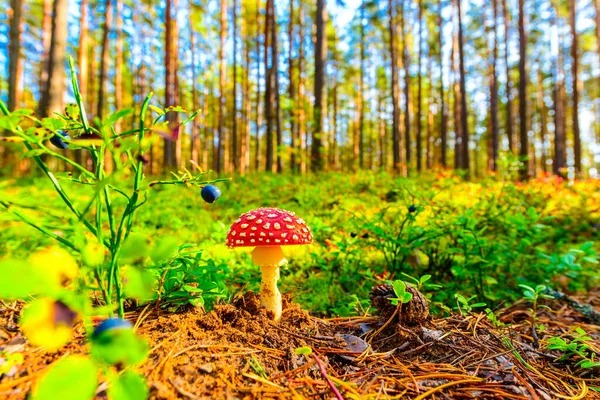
[0,289,599,399]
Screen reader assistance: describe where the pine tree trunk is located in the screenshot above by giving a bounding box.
[190,13,200,165]
[502,0,514,153]
[288,0,297,172]
[518,0,528,180]
[97,0,113,120]
[416,0,423,172]
[232,0,239,172]
[115,0,124,132]
[400,0,411,170]
[8,0,23,111]
[553,14,566,176]
[537,68,548,174]
[242,34,251,174]
[298,4,306,174]
[254,0,262,171]
[452,24,462,169]
[389,0,402,173]
[438,0,447,167]
[311,0,326,172]
[272,0,283,173]
[358,2,365,170]
[39,0,52,97]
[264,0,274,172]
[164,0,179,169]
[427,56,433,170]
[456,0,469,175]
[216,0,227,172]
[489,0,499,171]
[38,0,68,118]
[569,0,581,175]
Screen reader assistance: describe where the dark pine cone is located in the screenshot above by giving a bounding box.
[369,283,430,326]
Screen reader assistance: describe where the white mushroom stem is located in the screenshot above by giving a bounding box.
[252,246,286,321]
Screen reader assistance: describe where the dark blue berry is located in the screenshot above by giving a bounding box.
[201,185,221,203]
[49,131,70,149]
[408,205,417,213]
[93,318,133,338]
[350,232,358,238]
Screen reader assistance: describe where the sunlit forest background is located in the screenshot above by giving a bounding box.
[1,0,600,178]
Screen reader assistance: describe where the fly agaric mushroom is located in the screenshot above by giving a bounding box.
[226,207,312,321]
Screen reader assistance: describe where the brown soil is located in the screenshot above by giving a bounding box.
[1,290,599,399]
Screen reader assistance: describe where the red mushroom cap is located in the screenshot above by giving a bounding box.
[226,207,313,248]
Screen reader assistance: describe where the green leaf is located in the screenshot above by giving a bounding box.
[120,233,150,265]
[148,105,165,116]
[106,109,134,127]
[32,355,98,400]
[108,371,148,400]
[392,280,407,297]
[91,329,148,367]
[0,259,48,299]
[124,267,156,300]
[294,346,313,355]
[150,237,179,264]
[401,292,413,303]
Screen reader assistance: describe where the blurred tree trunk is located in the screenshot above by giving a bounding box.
[298,4,306,174]
[242,32,251,174]
[489,0,499,171]
[38,0,68,118]
[289,0,297,172]
[39,0,52,97]
[569,0,581,175]
[595,0,600,75]
[537,68,548,174]
[254,0,262,171]
[400,0,411,170]
[164,0,179,169]
[189,12,200,165]
[438,0,447,167]
[416,0,423,172]
[456,0,469,175]
[389,0,402,173]
[97,0,113,121]
[311,0,326,172]
[452,20,462,169]
[332,51,339,169]
[502,0,515,153]
[427,56,433,170]
[215,0,227,172]
[8,0,23,111]
[553,29,566,176]
[358,2,365,170]
[272,0,283,173]
[518,0,528,180]
[115,0,124,132]
[264,0,274,172]
[78,0,89,100]
[232,0,239,172]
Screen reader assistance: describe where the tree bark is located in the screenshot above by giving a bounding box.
[216,0,227,172]
[389,0,402,173]
[8,0,23,111]
[416,0,423,172]
[518,0,528,180]
[97,0,113,120]
[164,0,179,169]
[272,0,283,173]
[38,0,68,118]
[311,0,326,172]
[489,0,499,171]
[115,0,124,132]
[553,14,566,176]
[255,0,262,171]
[569,0,581,175]
[358,2,365,169]
[502,0,515,153]
[456,0,469,175]
[289,0,297,172]
[232,0,239,172]
[438,0,447,167]
[298,4,306,174]
[400,0,411,169]
[264,0,274,172]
